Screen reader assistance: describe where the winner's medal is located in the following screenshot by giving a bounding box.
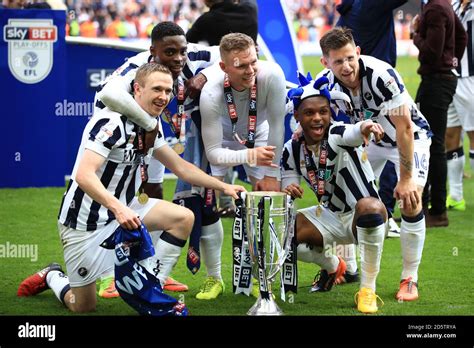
[173,142,185,154]
[361,149,368,162]
[138,191,149,205]
[316,205,322,217]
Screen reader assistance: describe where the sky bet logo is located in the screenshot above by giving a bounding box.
[3,19,57,84]
[4,26,57,41]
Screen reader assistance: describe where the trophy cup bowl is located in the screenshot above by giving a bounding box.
[245,191,290,316]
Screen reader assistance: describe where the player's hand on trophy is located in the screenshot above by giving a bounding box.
[249,146,278,167]
[221,184,247,199]
[394,178,420,213]
[113,204,142,230]
[185,73,207,99]
[144,123,160,154]
[283,183,304,199]
[255,176,280,192]
[361,120,384,145]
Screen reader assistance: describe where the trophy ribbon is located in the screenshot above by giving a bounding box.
[281,197,298,298]
[256,196,271,300]
[232,192,252,295]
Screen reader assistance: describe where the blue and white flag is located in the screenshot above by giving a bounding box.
[101,224,188,316]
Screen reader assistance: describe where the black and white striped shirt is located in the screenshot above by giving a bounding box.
[58,108,166,231]
[453,0,474,77]
[318,55,432,148]
[281,122,379,213]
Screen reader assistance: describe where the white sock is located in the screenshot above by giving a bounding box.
[200,220,224,280]
[46,270,70,304]
[341,244,358,274]
[143,231,186,286]
[297,244,339,273]
[400,212,425,283]
[447,147,464,201]
[356,217,385,291]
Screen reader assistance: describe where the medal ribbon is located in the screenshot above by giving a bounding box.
[281,196,298,298]
[301,135,328,202]
[137,127,148,184]
[224,74,257,148]
[163,77,186,142]
[256,196,271,300]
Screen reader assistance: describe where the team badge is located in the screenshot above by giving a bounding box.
[4,18,57,84]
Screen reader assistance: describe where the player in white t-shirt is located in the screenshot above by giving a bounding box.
[196,33,287,300]
[17,64,245,313]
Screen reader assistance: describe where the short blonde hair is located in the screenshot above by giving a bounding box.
[219,32,255,58]
[134,62,172,86]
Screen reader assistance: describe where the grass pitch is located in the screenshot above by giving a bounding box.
[1,56,473,316]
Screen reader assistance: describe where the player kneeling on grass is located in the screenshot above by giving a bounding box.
[281,75,387,313]
[17,63,245,314]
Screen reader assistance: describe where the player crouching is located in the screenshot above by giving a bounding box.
[281,75,387,313]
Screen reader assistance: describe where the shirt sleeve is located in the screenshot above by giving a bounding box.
[280,140,300,189]
[186,43,221,76]
[372,66,408,111]
[329,121,365,147]
[263,63,287,179]
[85,114,126,158]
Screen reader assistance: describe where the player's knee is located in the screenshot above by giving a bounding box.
[356,197,387,219]
[181,208,195,237]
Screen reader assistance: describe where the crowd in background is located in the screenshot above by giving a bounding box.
[63,0,415,42]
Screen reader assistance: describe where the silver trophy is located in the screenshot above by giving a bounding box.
[245,191,293,315]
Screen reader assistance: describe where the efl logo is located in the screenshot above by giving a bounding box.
[3,19,58,84]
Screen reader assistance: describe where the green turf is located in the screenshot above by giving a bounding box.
[1,56,473,316]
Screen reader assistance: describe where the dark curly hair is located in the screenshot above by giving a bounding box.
[151,21,185,43]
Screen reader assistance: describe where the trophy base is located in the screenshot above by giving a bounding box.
[247,295,283,316]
